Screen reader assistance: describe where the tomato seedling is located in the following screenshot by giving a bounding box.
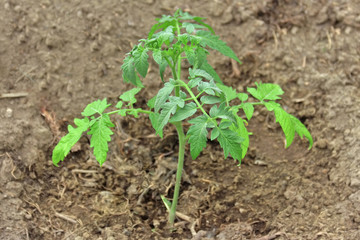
[52,10,313,227]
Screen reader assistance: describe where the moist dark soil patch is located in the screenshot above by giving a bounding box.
[1,0,360,239]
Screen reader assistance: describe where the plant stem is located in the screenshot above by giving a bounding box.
[167,19,188,227]
[168,121,186,226]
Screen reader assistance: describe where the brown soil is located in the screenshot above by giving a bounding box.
[1,0,359,239]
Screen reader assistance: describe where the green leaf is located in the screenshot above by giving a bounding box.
[154,26,175,46]
[120,87,142,104]
[159,59,168,83]
[115,101,123,109]
[200,62,222,84]
[134,47,149,78]
[242,103,254,120]
[82,99,111,117]
[216,83,237,102]
[156,96,184,135]
[161,195,172,211]
[219,121,232,129]
[155,82,175,112]
[52,118,90,166]
[193,17,215,34]
[149,112,163,138]
[273,107,295,148]
[152,49,163,65]
[148,19,176,39]
[188,77,202,88]
[237,93,248,102]
[247,82,284,101]
[200,95,221,104]
[217,128,243,161]
[189,68,213,81]
[209,103,236,123]
[153,49,169,82]
[210,127,220,140]
[170,102,197,122]
[121,55,137,86]
[185,47,196,66]
[198,81,221,96]
[196,31,241,63]
[195,47,208,68]
[184,22,195,33]
[178,34,190,45]
[88,114,114,166]
[147,95,157,109]
[289,115,313,149]
[265,101,313,149]
[231,115,250,159]
[187,115,209,159]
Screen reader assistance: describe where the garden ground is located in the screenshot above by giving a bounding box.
[0,0,359,239]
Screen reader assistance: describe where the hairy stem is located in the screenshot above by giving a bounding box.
[168,121,186,226]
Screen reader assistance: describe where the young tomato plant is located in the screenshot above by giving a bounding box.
[52,10,313,227]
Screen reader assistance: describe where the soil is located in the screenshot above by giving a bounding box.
[1,0,359,239]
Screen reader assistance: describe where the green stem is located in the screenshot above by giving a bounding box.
[107,109,152,115]
[177,79,211,119]
[167,19,187,227]
[168,121,186,226]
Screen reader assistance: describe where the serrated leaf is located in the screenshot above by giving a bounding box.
[82,99,111,117]
[155,82,175,112]
[189,68,213,81]
[149,112,163,138]
[120,87,142,104]
[237,93,248,102]
[247,83,284,101]
[170,102,197,122]
[273,107,295,148]
[156,101,178,136]
[210,127,220,140]
[134,47,149,78]
[155,26,175,46]
[153,49,162,65]
[217,128,243,161]
[88,114,114,166]
[185,47,196,66]
[289,115,313,149]
[187,115,209,159]
[177,10,214,33]
[196,30,241,63]
[52,118,90,166]
[178,34,190,45]
[242,103,254,120]
[147,95,157,109]
[198,81,221,96]
[159,60,168,83]
[193,17,215,34]
[195,47,207,68]
[148,19,176,39]
[219,121,232,129]
[264,102,313,149]
[188,77,202,88]
[184,22,195,33]
[209,103,236,123]
[200,61,222,84]
[216,83,237,102]
[115,101,123,109]
[231,115,250,159]
[121,55,137,86]
[200,95,221,104]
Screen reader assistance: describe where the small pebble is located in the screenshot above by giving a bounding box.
[316,139,328,149]
[5,107,13,118]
